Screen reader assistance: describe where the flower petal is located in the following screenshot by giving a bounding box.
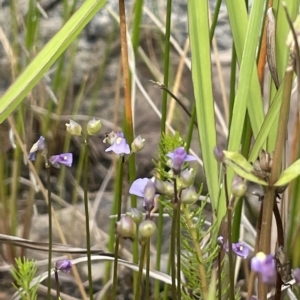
[129,178,149,197]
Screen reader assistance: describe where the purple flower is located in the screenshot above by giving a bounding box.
[103,131,124,145]
[105,136,130,155]
[49,153,73,168]
[55,259,72,273]
[129,178,156,212]
[129,178,149,197]
[167,147,197,174]
[224,241,250,259]
[28,136,46,161]
[251,252,276,284]
[293,268,300,284]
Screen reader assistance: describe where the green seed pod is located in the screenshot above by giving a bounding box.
[116,215,137,240]
[181,187,198,205]
[65,120,82,136]
[138,219,156,239]
[127,208,143,225]
[232,175,247,198]
[87,118,102,135]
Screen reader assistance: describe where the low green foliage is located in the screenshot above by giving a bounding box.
[11,257,39,300]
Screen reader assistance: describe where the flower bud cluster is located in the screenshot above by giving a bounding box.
[252,150,273,181]
[116,208,157,243]
[65,118,102,136]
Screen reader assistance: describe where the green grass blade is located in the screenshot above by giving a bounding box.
[0,0,106,123]
[226,0,265,149]
[249,83,283,162]
[188,0,221,213]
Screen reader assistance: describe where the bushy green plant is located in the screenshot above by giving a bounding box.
[11,257,39,300]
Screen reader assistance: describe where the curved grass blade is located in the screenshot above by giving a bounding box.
[223,151,268,186]
[0,0,106,123]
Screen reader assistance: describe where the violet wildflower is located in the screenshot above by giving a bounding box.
[129,178,149,197]
[251,252,276,284]
[55,259,72,273]
[129,178,155,212]
[49,153,73,168]
[293,268,300,284]
[28,136,46,161]
[105,134,130,155]
[143,180,156,212]
[167,147,197,174]
[65,120,82,136]
[224,241,250,259]
[103,131,123,145]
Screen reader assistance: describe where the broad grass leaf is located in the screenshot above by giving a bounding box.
[274,159,300,186]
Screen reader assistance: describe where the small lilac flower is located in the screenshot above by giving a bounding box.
[167,147,197,174]
[224,241,250,259]
[28,136,46,161]
[143,180,156,212]
[55,259,72,273]
[49,153,73,168]
[251,252,276,284]
[293,268,300,284]
[129,178,149,197]
[105,136,130,155]
[103,131,124,145]
[129,178,155,212]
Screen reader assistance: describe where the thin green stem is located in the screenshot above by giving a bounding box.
[170,203,178,300]
[145,239,151,300]
[209,0,223,45]
[174,178,181,298]
[112,158,125,299]
[54,270,61,299]
[227,198,236,300]
[186,105,197,151]
[82,141,93,299]
[131,0,144,54]
[228,43,237,132]
[160,0,172,133]
[218,250,222,300]
[176,204,181,298]
[154,198,164,298]
[182,206,208,299]
[46,165,52,300]
[134,241,147,300]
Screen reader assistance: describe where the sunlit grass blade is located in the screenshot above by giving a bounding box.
[0,0,106,123]
[188,0,221,214]
[249,83,283,161]
[226,0,265,150]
